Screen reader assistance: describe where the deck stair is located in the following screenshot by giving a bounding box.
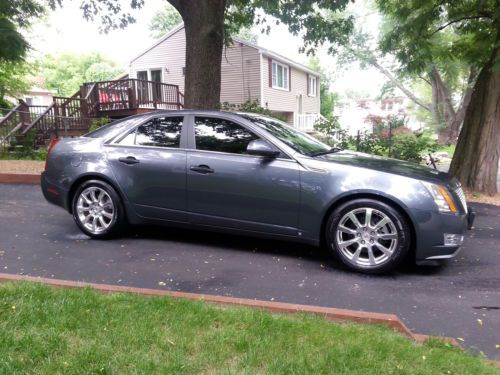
[0,79,184,152]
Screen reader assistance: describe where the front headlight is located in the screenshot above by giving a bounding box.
[421,182,458,213]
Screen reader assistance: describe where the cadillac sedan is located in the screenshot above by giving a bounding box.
[41,110,474,274]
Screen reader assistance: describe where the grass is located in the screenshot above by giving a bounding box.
[0,282,498,375]
[436,144,456,158]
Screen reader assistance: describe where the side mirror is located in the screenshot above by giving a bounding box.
[246,139,281,158]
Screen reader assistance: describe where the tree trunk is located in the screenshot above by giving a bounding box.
[449,32,500,196]
[169,0,226,109]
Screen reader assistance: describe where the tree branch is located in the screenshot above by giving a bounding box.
[430,15,492,36]
[367,57,432,112]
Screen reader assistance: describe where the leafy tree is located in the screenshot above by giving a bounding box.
[40,53,125,96]
[148,3,182,38]
[307,56,339,119]
[376,0,499,194]
[49,0,354,110]
[0,61,32,108]
[0,0,44,62]
[338,24,473,145]
[149,3,258,43]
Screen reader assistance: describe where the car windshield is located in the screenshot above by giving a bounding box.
[238,113,331,156]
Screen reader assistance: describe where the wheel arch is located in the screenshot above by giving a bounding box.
[319,191,417,256]
[66,173,127,215]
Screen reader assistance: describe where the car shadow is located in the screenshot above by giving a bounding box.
[121,224,447,278]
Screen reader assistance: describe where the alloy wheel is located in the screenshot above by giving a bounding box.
[76,186,115,234]
[335,207,399,268]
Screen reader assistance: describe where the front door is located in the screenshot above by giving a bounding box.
[187,116,300,236]
[106,115,188,222]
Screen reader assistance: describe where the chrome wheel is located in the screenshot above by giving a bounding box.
[335,207,399,268]
[76,186,115,234]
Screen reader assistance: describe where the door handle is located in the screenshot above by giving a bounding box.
[190,164,214,174]
[118,156,140,165]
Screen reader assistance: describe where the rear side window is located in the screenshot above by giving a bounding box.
[194,116,258,154]
[119,116,183,148]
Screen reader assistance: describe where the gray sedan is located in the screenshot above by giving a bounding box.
[41,110,474,274]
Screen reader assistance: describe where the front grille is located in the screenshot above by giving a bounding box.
[455,187,468,213]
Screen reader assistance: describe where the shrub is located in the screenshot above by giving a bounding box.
[390,133,438,163]
[88,117,112,132]
[219,100,286,122]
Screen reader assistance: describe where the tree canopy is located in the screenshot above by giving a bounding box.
[148,3,182,38]
[40,53,125,96]
[0,0,44,62]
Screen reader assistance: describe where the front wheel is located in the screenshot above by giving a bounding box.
[325,199,411,274]
[72,180,125,239]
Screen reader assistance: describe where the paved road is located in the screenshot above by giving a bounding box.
[1,184,499,359]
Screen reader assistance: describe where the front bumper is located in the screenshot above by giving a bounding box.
[414,207,475,262]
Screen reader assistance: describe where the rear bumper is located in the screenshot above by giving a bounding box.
[41,172,69,211]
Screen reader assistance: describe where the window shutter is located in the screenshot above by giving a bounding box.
[307,75,310,96]
[316,77,319,97]
[268,57,272,87]
[288,67,291,91]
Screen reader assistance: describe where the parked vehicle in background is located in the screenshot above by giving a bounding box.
[41,111,474,274]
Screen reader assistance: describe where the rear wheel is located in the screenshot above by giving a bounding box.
[72,180,125,239]
[325,199,411,274]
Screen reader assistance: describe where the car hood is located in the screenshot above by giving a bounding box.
[310,151,458,187]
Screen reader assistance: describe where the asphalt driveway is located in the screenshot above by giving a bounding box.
[0,184,499,360]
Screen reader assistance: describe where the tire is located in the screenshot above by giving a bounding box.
[325,198,411,274]
[72,179,126,239]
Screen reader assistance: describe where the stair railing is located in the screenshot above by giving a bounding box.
[0,101,30,151]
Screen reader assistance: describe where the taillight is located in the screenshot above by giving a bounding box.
[45,138,60,171]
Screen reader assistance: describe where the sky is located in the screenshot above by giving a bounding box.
[28,0,387,98]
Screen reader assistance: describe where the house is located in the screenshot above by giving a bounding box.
[128,24,322,130]
[336,96,425,135]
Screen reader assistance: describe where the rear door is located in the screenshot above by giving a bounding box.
[106,115,188,222]
[186,115,300,236]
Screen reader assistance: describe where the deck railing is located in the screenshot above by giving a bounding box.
[293,113,325,132]
[1,78,184,150]
[82,79,183,115]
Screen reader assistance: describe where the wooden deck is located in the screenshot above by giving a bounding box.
[81,79,184,119]
[0,79,184,150]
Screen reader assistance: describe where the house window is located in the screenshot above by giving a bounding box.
[308,75,317,97]
[272,61,289,90]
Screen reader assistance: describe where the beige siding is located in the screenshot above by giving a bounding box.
[130,28,261,105]
[220,43,261,104]
[129,27,186,92]
[261,55,320,114]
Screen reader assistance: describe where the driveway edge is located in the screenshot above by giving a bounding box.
[0,272,460,347]
[0,173,40,184]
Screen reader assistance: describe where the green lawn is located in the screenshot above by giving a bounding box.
[0,282,497,375]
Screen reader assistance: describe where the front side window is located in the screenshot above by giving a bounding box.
[238,113,330,156]
[272,61,289,90]
[119,116,183,148]
[308,75,317,97]
[194,117,259,155]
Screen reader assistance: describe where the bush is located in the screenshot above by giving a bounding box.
[219,100,286,122]
[390,133,438,163]
[88,117,112,132]
[313,117,439,164]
